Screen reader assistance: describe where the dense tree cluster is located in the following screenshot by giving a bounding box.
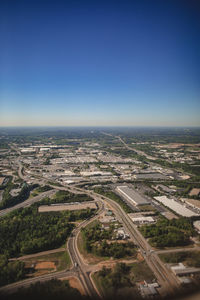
[160,251,200,267]
[44,190,93,204]
[0,255,26,287]
[0,180,38,209]
[0,279,88,300]
[34,185,52,193]
[0,205,94,258]
[140,217,195,248]
[82,223,137,259]
[98,263,132,292]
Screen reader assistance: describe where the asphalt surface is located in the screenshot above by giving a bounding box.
[0,189,56,217]
[0,145,192,298]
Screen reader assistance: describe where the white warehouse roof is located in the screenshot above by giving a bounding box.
[116,186,149,206]
[154,196,199,217]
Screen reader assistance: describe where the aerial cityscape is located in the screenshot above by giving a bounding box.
[0,0,200,300]
[0,127,200,300]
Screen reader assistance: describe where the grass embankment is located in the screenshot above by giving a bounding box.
[94,187,133,213]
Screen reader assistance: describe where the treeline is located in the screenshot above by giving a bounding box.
[0,255,26,287]
[97,263,133,293]
[140,217,195,248]
[94,187,132,213]
[153,158,200,176]
[159,251,200,267]
[52,190,92,203]
[34,185,52,193]
[0,181,38,209]
[38,191,93,207]
[0,279,89,300]
[0,204,94,258]
[82,223,137,259]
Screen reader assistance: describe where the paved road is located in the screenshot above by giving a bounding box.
[0,195,104,298]
[0,269,77,294]
[75,187,181,297]
[156,246,200,255]
[47,183,182,296]
[116,135,157,160]
[9,248,66,261]
[0,148,184,298]
[0,189,56,217]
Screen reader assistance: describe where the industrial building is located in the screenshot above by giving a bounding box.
[181,198,200,212]
[130,216,155,225]
[154,196,199,217]
[171,263,200,276]
[38,201,97,212]
[139,281,159,298]
[193,221,200,233]
[116,185,150,206]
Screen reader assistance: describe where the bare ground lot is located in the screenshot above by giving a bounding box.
[23,251,71,278]
[60,276,86,296]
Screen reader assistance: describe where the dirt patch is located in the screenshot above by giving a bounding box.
[106,240,128,244]
[137,252,144,262]
[61,276,86,296]
[35,261,56,270]
[96,258,138,270]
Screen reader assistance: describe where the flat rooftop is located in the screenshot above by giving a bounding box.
[38,201,97,212]
[116,186,149,206]
[154,196,199,217]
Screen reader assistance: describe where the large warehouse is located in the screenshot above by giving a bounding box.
[116,185,150,206]
[154,196,199,217]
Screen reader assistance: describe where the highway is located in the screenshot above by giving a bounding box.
[0,269,77,294]
[0,146,185,298]
[0,189,56,217]
[116,135,157,161]
[67,210,104,299]
[0,194,104,299]
[72,187,181,297]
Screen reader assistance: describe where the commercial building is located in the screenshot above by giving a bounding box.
[193,221,200,233]
[130,216,155,225]
[181,198,200,212]
[134,173,169,180]
[171,263,200,276]
[154,196,199,217]
[154,184,175,193]
[116,186,149,206]
[38,201,97,212]
[189,188,200,197]
[139,281,159,298]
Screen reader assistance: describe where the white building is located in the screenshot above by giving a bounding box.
[130,216,155,225]
[154,196,199,217]
[193,221,200,233]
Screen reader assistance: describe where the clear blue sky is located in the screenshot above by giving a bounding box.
[0,0,199,127]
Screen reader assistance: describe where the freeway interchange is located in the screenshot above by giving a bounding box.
[0,151,186,299]
[0,181,182,299]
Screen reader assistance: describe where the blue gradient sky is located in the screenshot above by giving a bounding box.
[0,0,199,126]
